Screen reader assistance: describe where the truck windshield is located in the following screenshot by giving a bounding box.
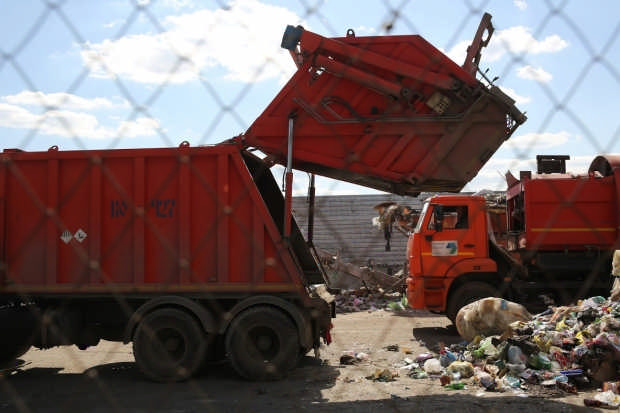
[414,202,429,233]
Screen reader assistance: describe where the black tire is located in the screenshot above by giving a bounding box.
[0,305,36,366]
[446,282,499,325]
[132,308,207,382]
[225,306,299,381]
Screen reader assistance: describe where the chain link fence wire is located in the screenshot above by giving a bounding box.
[0,0,619,411]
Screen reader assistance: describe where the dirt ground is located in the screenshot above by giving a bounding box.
[0,309,608,412]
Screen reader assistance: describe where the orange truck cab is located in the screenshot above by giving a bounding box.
[407,195,502,322]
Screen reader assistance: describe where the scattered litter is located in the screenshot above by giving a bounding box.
[339,355,356,365]
[366,368,397,382]
[415,352,434,364]
[446,361,474,379]
[408,368,428,379]
[444,382,465,390]
[585,390,620,408]
[334,289,410,313]
[339,351,369,365]
[423,358,442,375]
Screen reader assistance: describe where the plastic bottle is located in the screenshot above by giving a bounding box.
[445,382,465,390]
[502,375,521,388]
[527,353,551,370]
[475,371,496,390]
[507,345,526,364]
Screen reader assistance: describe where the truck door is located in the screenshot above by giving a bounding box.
[419,204,478,277]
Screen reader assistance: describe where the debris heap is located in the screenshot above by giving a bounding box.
[405,296,620,407]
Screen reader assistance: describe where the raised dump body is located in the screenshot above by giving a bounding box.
[239,14,526,195]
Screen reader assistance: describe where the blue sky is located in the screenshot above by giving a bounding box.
[0,0,618,195]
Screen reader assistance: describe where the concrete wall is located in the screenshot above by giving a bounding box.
[292,194,426,274]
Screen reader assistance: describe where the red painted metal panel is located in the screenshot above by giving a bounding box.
[188,155,218,284]
[523,176,617,250]
[179,150,190,285]
[57,158,91,285]
[101,156,135,285]
[240,24,525,195]
[89,159,102,284]
[0,144,307,294]
[133,157,145,284]
[6,159,48,286]
[217,152,229,283]
[46,158,58,286]
[0,157,5,286]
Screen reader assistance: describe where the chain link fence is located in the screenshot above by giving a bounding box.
[0,0,619,411]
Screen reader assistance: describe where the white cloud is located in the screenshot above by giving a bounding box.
[514,0,527,11]
[0,102,159,139]
[116,117,161,138]
[500,87,531,105]
[517,65,552,83]
[4,91,128,110]
[352,26,377,36]
[446,25,569,65]
[444,25,567,66]
[160,0,196,10]
[443,40,469,66]
[81,0,303,84]
[485,26,568,61]
[103,19,122,29]
[504,131,571,150]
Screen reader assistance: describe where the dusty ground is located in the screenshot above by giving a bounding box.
[0,309,608,412]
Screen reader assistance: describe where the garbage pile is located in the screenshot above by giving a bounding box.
[335,289,407,313]
[403,296,620,407]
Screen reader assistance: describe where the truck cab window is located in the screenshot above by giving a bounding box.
[428,205,468,230]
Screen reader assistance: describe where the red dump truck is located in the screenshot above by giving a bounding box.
[0,14,524,381]
[407,155,618,322]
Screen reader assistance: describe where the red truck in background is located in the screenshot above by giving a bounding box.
[0,13,524,381]
[407,155,617,323]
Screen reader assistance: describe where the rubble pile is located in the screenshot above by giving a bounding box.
[403,296,620,407]
[334,289,408,313]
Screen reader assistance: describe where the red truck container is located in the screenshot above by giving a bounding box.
[407,155,617,322]
[0,13,525,381]
[0,143,333,381]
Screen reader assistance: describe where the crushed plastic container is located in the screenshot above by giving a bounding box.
[423,358,442,375]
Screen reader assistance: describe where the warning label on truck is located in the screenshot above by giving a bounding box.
[431,241,458,256]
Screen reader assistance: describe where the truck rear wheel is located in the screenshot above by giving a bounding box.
[132,308,207,382]
[446,282,499,325]
[225,306,299,381]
